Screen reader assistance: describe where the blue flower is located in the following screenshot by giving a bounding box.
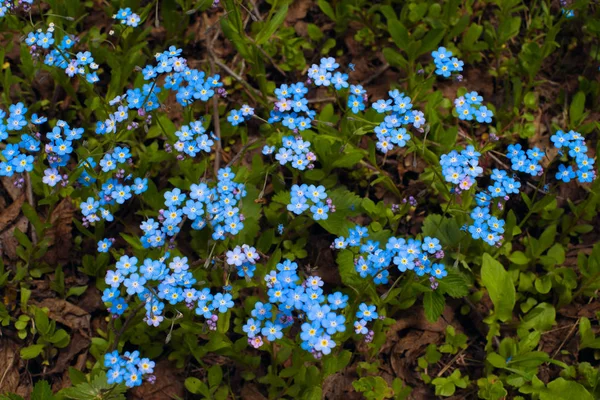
[356,303,378,321]
[123,273,147,295]
[97,238,112,253]
[422,237,441,254]
[354,320,368,335]
[431,263,447,278]
[373,99,393,113]
[556,164,575,183]
[310,202,329,220]
[314,334,336,355]
[243,318,261,338]
[261,321,283,341]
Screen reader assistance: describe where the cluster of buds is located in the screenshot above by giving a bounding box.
[206,314,219,331]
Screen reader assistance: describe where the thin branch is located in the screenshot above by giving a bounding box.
[360,62,390,86]
[204,14,223,176]
[226,138,260,168]
[436,341,472,377]
[25,172,37,246]
[211,57,264,103]
[108,300,146,352]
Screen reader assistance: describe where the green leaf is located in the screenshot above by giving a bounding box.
[20,344,45,360]
[570,91,586,127]
[208,365,223,388]
[509,251,529,265]
[437,270,469,298]
[382,47,408,69]
[336,250,361,287]
[481,253,515,322]
[418,28,446,56]
[519,303,555,332]
[317,0,336,21]
[66,285,88,298]
[68,367,88,386]
[185,377,211,396]
[421,214,461,247]
[498,17,521,43]
[21,203,45,236]
[31,380,54,400]
[255,4,289,45]
[541,378,593,400]
[48,329,71,348]
[14,228,32,251]
[388,19,409,49]
[579,317,600,349]
[307,23,324,41]
[423,290,445,323]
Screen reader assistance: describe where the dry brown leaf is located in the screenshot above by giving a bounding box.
[0,338,21,393]
[130,360,185,400]
[286,1,312,23]
[45,197,75,265]
[323,371,363,400]
[47,332,90,375]
[0,194,25,232]
[35,298,90,336]
[240,383,268,400]
[1,176,24,201]
[0,216,28,260]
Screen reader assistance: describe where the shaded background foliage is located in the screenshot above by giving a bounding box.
[1,0,600,399]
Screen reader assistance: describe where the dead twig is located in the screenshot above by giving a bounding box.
[436,341,473,377]
[360,62,389,86]
[25,172,38,246]
[203,14,223,176]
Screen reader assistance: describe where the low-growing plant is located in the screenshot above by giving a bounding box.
[0,0,599,399]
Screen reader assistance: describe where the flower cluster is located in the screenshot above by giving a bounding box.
[79,148,148,226]
[287,183,332,221]
[243,258,349,357]
[454,91,493,123]
[141,47,221,108]
[439,146,516,247]
[440,146,483,190]
[468,168,522,246]
[354,303,378,342]
[104,350,155,387]
[226,244,260,279]
[0,103,40,181]
[266,135,317,171]
[42,120,85,187]
[307,57,349,90]
[371,90,424,153]
[268,82,314,131]
[171,120,215,158]
[551,130,595,183]
[114,8,141,27]
[333,225,447,287]
[97,87,158,137]
[138,167,246,246]
[506,144,545,176]
[432,47,464,78]
[227,104,254,126]
[0,0,33,17]
[25,25,100,84]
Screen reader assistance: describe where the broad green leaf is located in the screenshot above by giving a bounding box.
[255,4,289,45]
[423,290,445,322]
[31,380,54,400]
[541,378,593,400]
[20,344,45,360]
[519,303,555,332]
[317,0,335,21]
[570,91,586,127]
[481,253,515,322]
